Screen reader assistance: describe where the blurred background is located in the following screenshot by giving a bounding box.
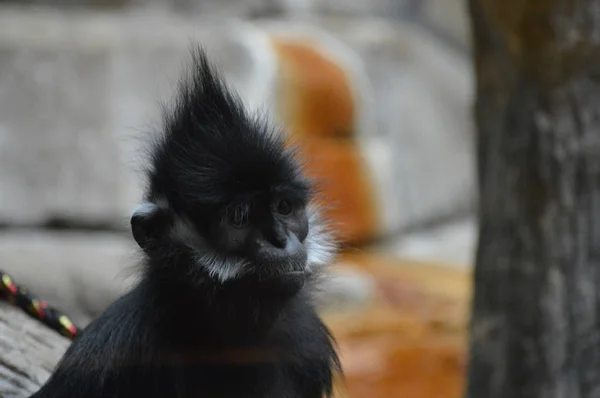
[0,1,475,397]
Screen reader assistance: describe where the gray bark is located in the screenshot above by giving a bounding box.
[467,1,600,397]
[0,302,68,398]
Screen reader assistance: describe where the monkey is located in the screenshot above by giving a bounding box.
[30,46,342,398]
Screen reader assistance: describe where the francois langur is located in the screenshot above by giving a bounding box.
[31,46,342,398]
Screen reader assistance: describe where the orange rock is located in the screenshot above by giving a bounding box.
[272,39,379,245]
[272,39,355,140]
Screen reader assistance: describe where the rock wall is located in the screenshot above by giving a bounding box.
[0,7,475,240]
[0,1,476,341]
[0,0,470,49]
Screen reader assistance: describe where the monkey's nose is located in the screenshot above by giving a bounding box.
[263,223,288,249]
[259,232,302,258]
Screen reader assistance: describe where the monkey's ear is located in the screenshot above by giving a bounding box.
[130,202,171,250]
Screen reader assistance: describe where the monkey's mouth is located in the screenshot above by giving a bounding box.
[281,271,306,277]
[257,269,307,283]
[232,269,308,297]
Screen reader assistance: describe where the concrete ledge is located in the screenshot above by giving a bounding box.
[0,231,137,326]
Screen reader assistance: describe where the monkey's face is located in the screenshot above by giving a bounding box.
[131,191,334,292]
[129,47,337,295]
[211,194,309,276]
[187,192,311,294]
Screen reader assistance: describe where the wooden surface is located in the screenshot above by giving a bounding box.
[0,302,69,398]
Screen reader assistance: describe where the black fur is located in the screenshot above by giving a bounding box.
[31,47,341,398]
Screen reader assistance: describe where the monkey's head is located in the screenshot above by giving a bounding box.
[130,47,335,295]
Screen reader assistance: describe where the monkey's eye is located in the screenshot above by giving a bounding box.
[276,199,293,216]
[227,205,249,228]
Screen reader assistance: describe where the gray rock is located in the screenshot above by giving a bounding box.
[375,217,477,268]
[261,0,410,17]
[316,266,377,311]
[136,1,471,49]
[130,0,274,17]
[0,9,277,228]
[0,45,134,227]
[420,0,471,49]
[0,231,137,327]
[6,0,411,17]
[2,0,471,47]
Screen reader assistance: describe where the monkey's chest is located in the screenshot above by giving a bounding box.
[164,345,320,398]
[151,303,334,397]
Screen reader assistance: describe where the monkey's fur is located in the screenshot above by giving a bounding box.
[31,47,341,398]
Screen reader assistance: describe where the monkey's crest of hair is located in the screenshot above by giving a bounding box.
[149,48,302,205]
[139,46,337,284]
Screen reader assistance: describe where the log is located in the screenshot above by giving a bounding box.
[467,0,600,397]
[0,302,69,398]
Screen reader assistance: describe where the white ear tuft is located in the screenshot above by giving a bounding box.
[132,202,159,219]
[305,205,337,269]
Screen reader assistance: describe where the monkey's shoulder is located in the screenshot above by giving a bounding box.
[31,287,167,397]
[270,302,341,397]
[283,302,340,361]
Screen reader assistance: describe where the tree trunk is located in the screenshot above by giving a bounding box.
[467,1,600,397]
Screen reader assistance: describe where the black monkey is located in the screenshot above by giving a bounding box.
[31,47,341,398]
